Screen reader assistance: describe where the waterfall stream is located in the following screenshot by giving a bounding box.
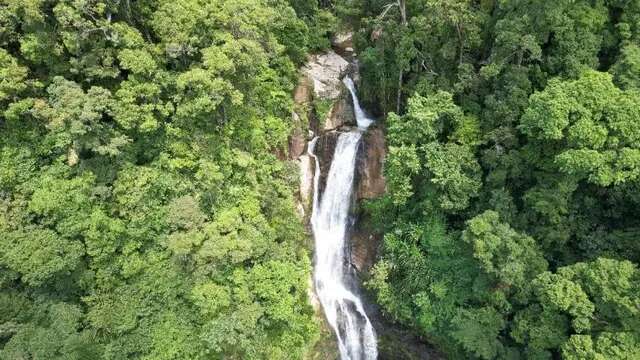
[343,77,374,129]
[309,76,378,360]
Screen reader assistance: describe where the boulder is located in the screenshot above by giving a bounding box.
[303,51,350,100]
[332,32,353,53]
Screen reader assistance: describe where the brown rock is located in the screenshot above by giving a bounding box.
[294,75,312,104]
[288,74,313,160]
[349,128,386,274]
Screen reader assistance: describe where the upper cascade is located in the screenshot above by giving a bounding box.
[342,77,374,129]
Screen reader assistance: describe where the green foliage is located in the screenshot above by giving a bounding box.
[463,211,547,291]
[452,307,505,360]
[1,228,84,287]
[0,298,102,360]
[384,90,481,212]
[0,49,29,105]
[521,71,640,187]
[288,1,337,51]
[611,44,640,90]
[423,142,481,211]
[530,258,640,359]
[3,0,640,358]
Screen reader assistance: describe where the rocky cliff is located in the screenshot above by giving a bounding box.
[288,51,386,226]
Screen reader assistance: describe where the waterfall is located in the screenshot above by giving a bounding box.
[343,77,374,129]
[310,76,377,360]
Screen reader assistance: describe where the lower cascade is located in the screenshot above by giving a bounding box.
[310,76,378,360]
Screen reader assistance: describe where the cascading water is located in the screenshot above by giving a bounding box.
[309,76,377,360]
[342,77,373,130]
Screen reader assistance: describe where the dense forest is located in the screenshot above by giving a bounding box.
[1,0,639,359]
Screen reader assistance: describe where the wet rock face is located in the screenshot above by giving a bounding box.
[314,131,340,198]
[357,128,386,200]
[349,128,386,273]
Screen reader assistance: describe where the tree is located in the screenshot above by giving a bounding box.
[529,258,640,359]
[385,90,481,212]
[611,44,640,90]
[463,211,547,292]
[521,70,640,187]
[452,307,505,360]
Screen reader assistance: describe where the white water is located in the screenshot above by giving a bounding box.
[310,76,377,360]
[343,77,374,129]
